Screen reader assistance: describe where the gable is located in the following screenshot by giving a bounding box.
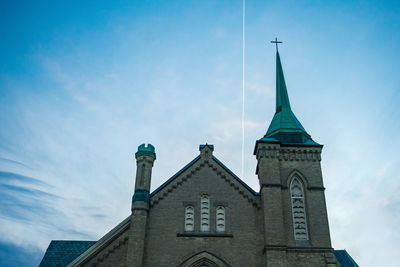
[150,146,260,209]
[143,145,265,266]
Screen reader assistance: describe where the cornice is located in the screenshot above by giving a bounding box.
[256,145,321,162]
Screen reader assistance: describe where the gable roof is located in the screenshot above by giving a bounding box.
[149,145,260,208]
[150,154,259,200]
[39,240,95,267]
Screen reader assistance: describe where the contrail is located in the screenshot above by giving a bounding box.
[241,0,246,179]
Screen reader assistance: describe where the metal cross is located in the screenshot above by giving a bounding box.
[271,38,282,51]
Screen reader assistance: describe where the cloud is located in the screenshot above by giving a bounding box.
[0,171,48,187]
[0,171,60,223]
[1,2,400,266]
[0,240,43,267]
[0,158,31,169]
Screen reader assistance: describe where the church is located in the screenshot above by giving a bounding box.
[39,50,358,267]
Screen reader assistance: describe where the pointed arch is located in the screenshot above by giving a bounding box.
[290,175,309,240]
[180,251,229,267]
[286,169,309,188]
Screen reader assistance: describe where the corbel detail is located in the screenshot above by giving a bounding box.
[257,146,322,162]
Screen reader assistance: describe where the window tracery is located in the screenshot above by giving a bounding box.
[200,195,210,231]
[216,206,225,232]
[185,206,194,231]
[290,176,308,240]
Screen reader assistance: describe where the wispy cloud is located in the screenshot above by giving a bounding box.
[1,1,400,266]
[0,171,48,187]
[0,158,31,170]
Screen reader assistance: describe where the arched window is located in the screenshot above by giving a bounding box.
[290,176,308,240]
[216,206,225,232]
[200,195,210,231]
[185,206,194,232]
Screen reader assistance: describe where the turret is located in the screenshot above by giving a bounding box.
[131,144,156,211]
[126,144,156,267]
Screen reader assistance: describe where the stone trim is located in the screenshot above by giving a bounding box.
[260,183,288,189]
[135,157,156,165]
[263,245,334,253]
[150,158,261,209]
[92,235,128,266]
[150,162,203,207]
[286,246,334,253]
[177,233,233,238]
[263,245,288,253]
[307,186,326,191]
[286,169,309,188]
[205,161,260,208]
[256,145,322,162]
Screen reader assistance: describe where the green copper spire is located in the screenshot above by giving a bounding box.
[262,51,320,146]
[274,51,291,114]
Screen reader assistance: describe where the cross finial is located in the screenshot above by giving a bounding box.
[271,37,282,52]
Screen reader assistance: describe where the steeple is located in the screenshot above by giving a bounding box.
[259,51,320,146]
[254,49,334,265]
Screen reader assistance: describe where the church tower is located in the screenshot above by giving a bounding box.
[255,49,337,266]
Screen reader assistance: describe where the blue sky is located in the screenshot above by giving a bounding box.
[1,1,399,266]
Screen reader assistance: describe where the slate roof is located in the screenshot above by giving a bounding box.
[334,249,359,267]
[39,240,95,267]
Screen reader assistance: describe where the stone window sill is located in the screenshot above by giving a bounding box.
[177,232,233,238]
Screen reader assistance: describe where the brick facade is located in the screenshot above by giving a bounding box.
[68,143,338,267]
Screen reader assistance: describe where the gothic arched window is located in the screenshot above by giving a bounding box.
[200,195,210,231]
[185,206,194,232]
[216,206,225,232]
[290,176,308,240]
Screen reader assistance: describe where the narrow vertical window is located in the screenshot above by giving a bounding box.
[290,176,308,240]
[200,195,210,231]
[139,164,145,187]
[216,206,225,232]
[185,206,194,232]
